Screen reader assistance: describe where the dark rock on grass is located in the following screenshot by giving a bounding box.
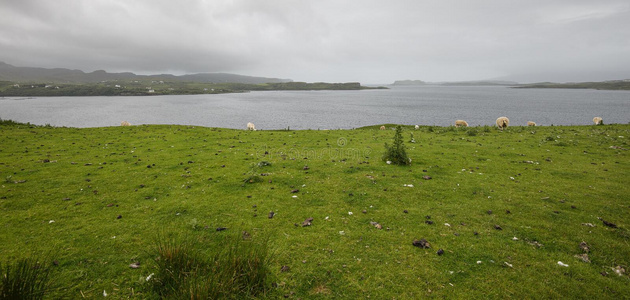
[117,215,122,219]
[302,217,314,227]
[362,210,367,214]
[291,189,299,193]
[63,197,71,201]
[216,227,227,231]
[487,210,493,215]
[425,215,431,219]
[599,218,618,228]
[280,265,290,272]
[412,238,431,249]
[437,249,444,255]
[579,241,590,253]
[474,231,479,235]
[268,211,275,219]
[403,210,408,214]
[303,166,310,170]
[494,225,503,230]
[425,220,434,225]
[505,210,511,214]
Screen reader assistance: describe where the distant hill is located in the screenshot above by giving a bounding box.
[0,62,292,84]
[392,80,426,86]
[514,80,630,90]
[391,79,518,86]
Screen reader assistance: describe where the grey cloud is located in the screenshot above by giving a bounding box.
[1,0,629,83]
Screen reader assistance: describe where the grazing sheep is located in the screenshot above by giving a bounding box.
[496,117,509,130]
[527,121,536,126]
[455,120,469,127]
[121,121,131,126]
[415,125,419,130]
[247,122,256,131]
[593,117,603,125]
[380,125,386,130]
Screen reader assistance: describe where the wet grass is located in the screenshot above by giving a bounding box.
[0,121,628,298]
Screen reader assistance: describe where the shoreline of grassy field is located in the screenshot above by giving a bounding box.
[1,121,628,298]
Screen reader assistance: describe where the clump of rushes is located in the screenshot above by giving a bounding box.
[0,258,53,300]
[149,233,272,299]
[383,125,411,165]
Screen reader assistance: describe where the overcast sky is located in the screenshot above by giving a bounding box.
[1,0,629,84]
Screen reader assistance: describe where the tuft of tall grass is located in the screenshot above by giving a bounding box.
[150,233,272,299]
[0,258,52,300]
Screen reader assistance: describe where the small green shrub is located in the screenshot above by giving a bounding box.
[0,258,52,300]
[382,125,410,165]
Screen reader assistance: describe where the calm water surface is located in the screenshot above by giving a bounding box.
[0,86,628,129]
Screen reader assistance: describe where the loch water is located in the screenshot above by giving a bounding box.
[1,85,628,129]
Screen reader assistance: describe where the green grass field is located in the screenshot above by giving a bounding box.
[1,121,628,298]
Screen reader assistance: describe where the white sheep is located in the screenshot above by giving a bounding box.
[496,117,509,130]
[247,122,256,131]
[455,120,469,127]
[414,125,419,130]
[527,121,536,126]
[593,117,603,125]
[121,121,131,126]
[380,125,386,130]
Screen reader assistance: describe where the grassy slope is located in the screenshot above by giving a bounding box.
[0,123,629,298]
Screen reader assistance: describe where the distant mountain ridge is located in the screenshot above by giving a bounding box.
[0,62,292,84]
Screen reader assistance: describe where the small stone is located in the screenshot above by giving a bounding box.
[579,241,590,253]
[613,266,626,276]
[268,211,275,219]
[362,210,367,214]
[494,225,502,230]
[422,175,432,180]
[505,210,511,214]
[129,262,140,269]
[302,217,314,227]
[412,238,431,249]
[280,265,290,272]
[403,210,408,214]
[303,166,309,170]
[291,189,299,193]
[487,210,493,215]
[216,227,227,231]
[425,220,434,225]
[574,254,591,263]
[437,249,444,255]
[474,232,479,235]
[117,215,122,219]
[557,261,569,267]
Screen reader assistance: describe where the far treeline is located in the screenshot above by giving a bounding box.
[0,81,386,97]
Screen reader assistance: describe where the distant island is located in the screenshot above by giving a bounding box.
[0,62,385,96]
[514,80,630,90]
